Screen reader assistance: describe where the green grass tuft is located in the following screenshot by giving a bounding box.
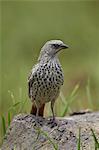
[91,128,99,150]
[35,127,58,150]
[61,84,79,117]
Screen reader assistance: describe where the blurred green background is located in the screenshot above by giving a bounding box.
[0,0,99,140]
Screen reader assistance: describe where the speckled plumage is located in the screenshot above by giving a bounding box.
[28,40,68,119]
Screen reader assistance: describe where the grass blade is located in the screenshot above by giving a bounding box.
[8,90,15,104]
[77,128,81,150]
[8,101,21,113]
[86,78,93,109]
[70,84,79,98]
[60,91,72,113]
[61,96,75,117]
[1,115,6,136]
[91,128,99,149]
[18,99,27,113]
[8,111,11,126]
[12,102,21,107]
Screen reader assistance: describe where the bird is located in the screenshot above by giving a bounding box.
[28,40,68,121]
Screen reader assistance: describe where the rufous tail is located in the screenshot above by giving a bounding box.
[30,102,45,116]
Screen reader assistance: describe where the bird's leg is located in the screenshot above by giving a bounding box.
[31,102,45,117]
[36,104,45,127]
[51,100,55,121]
[35,106,41,127]
[38,104,45,116]
[30,102,37,115]
[48,100,58,128]
[30,103,40,127]
[49,100,57,127]
[35,106,42,139]
[36,107,39,117]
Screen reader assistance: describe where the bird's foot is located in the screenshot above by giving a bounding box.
[32,115,43,127]
[48,117,58,128]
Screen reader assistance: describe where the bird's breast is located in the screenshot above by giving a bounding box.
[40,59,64,87]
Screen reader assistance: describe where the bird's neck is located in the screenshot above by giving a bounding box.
[38,54,59,64]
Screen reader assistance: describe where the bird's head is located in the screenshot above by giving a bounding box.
[38,40,68,61]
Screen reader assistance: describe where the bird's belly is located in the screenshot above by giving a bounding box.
[42,83,60,103]
[32,78,61,107]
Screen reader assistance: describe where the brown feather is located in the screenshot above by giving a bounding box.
[30,102,45,116]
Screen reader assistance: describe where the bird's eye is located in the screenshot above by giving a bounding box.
[52,44,60,49]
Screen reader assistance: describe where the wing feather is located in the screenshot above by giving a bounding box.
[28,64,39,98]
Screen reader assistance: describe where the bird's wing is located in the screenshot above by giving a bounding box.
[28,71,33,98]
[28,64,39,98]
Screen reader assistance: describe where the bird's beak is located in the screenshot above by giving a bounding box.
[55,43,69,54]
[61,43,69,49]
